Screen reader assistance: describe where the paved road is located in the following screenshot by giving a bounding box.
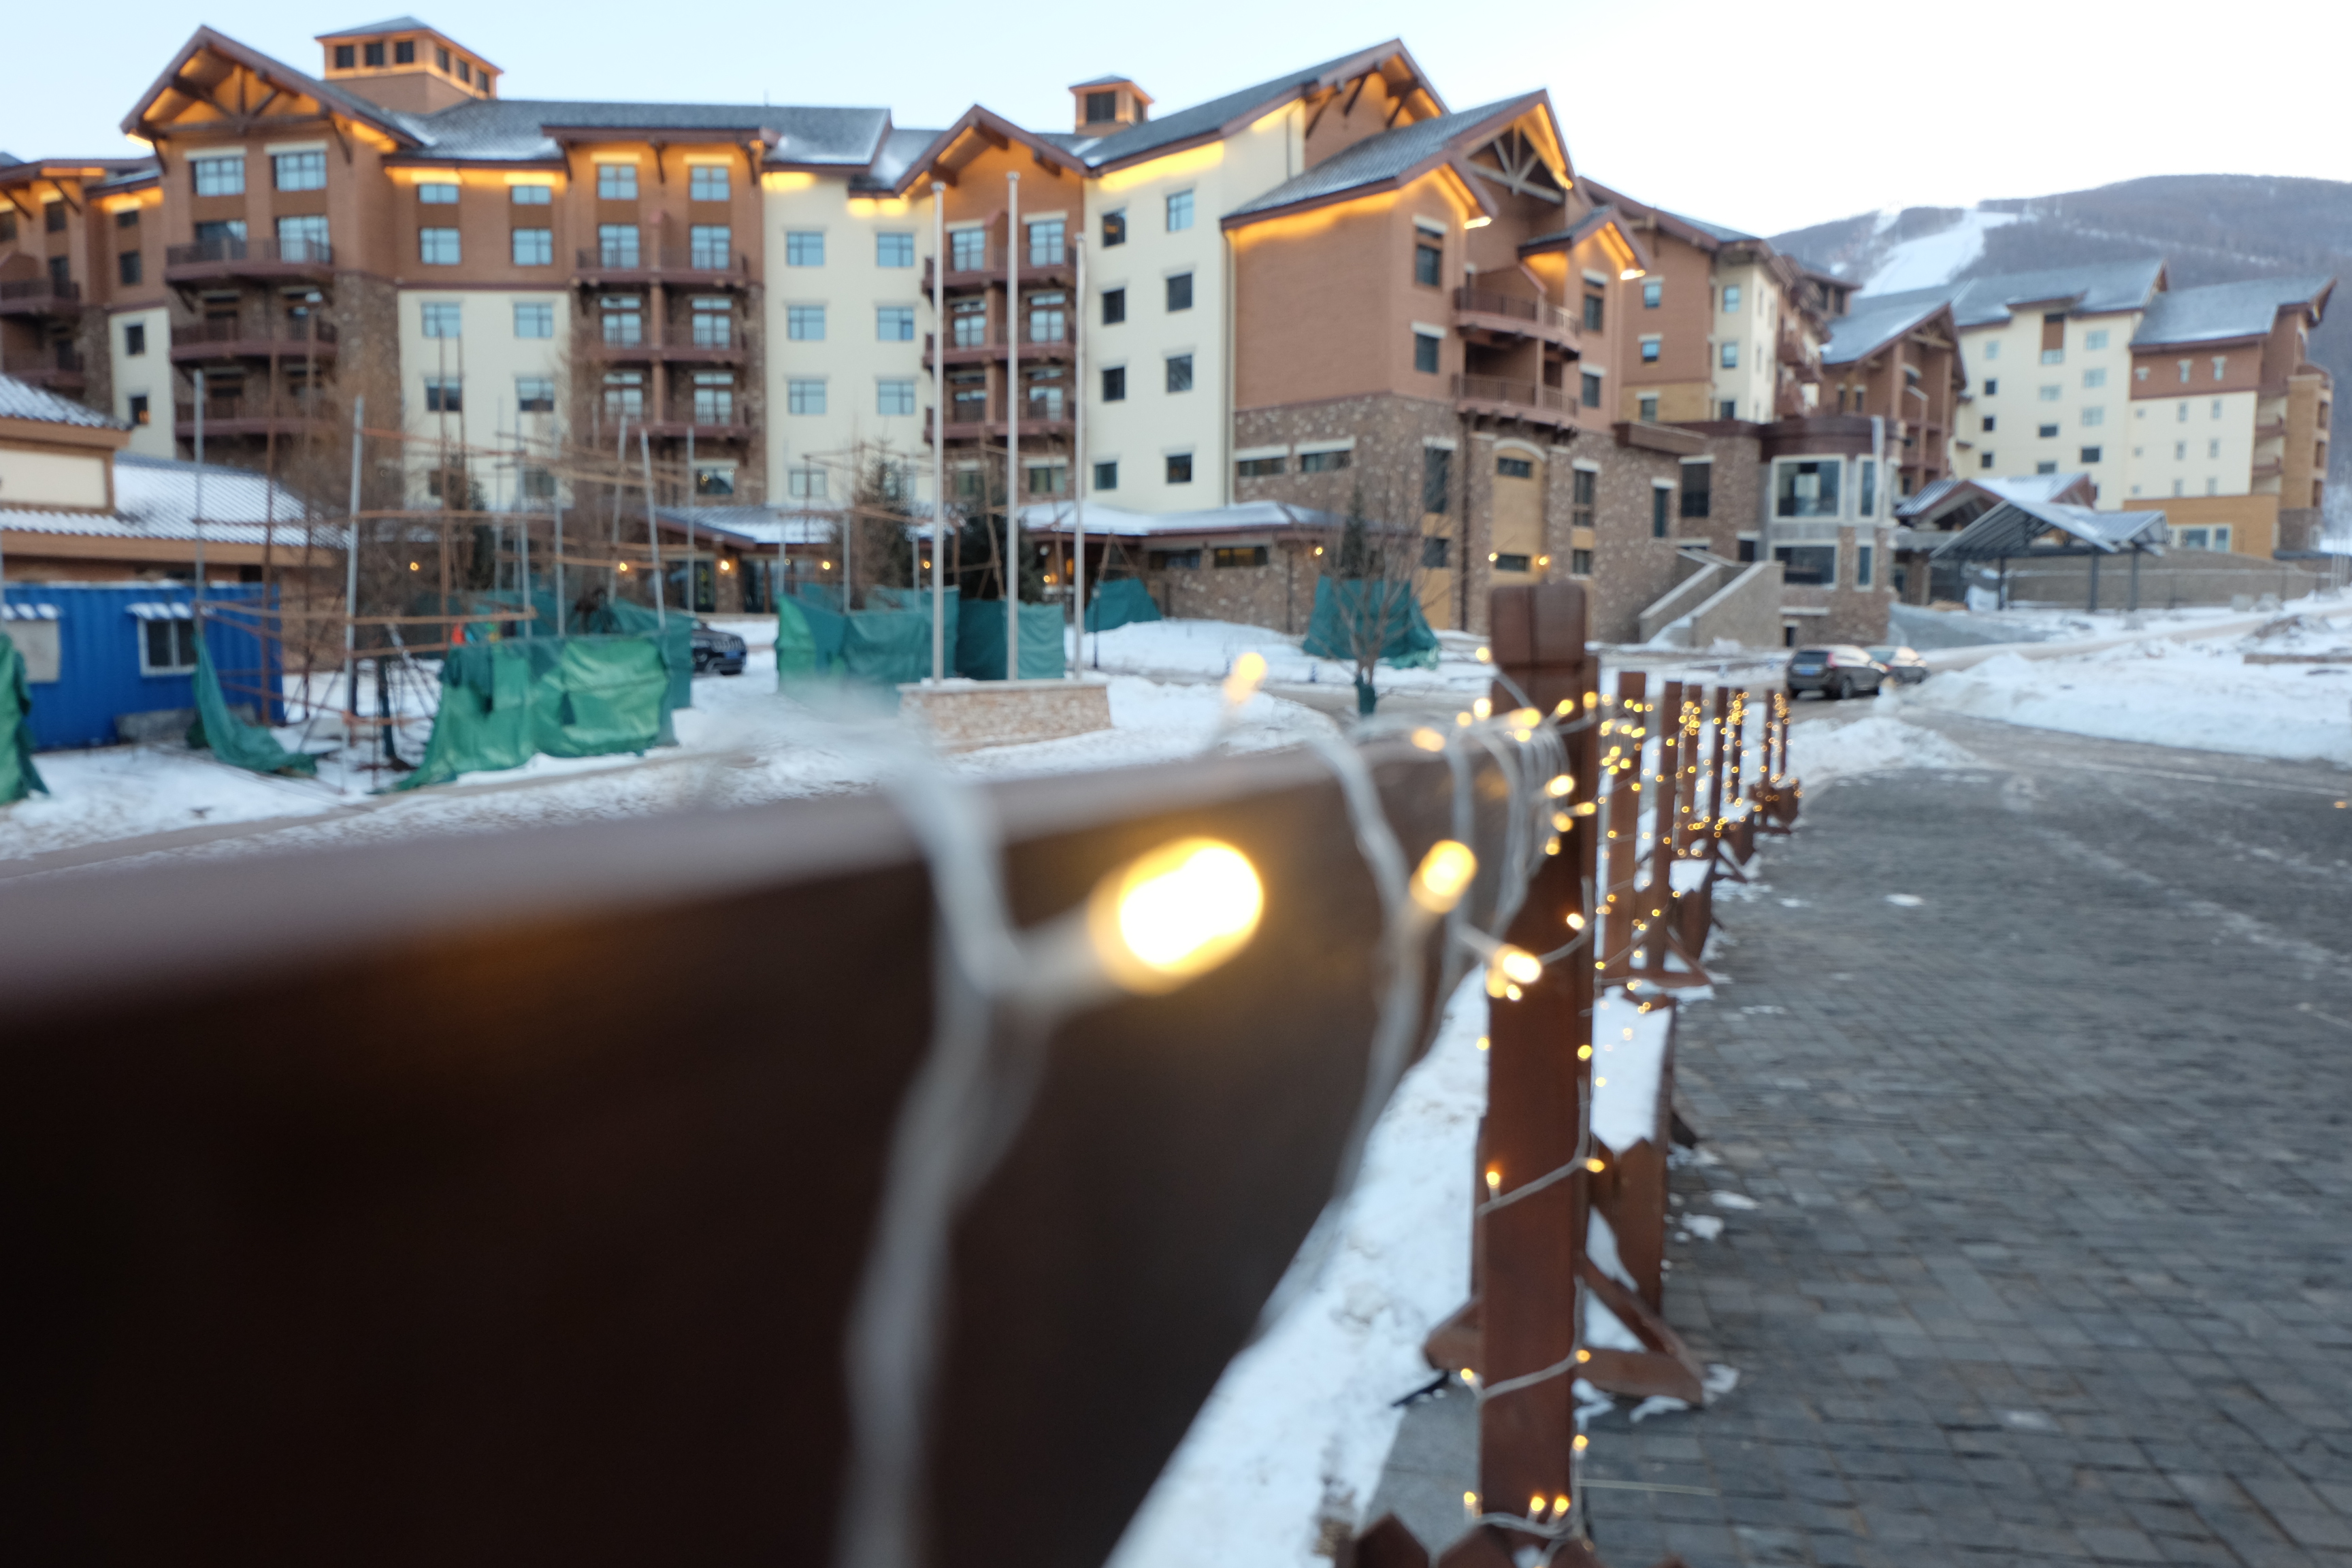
[1374,713,2352,1567]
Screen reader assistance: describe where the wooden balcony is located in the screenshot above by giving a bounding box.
[585,337,747,366]
[640,407,752,443]
[1,341,86,391]
[921,247,1076,295]
[1452,373,1577,431]
[0,276,83,318]
[924,403,1075,444]
[165,238,335,285]
[176,391,330,440]
[572,248,753,289]
[1452,286,1578,350]
[921,323,1075,370]
[169,318,339,363]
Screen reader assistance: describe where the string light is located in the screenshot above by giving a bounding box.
[1486,1167,1503,1193]
[1088,838,1264,993]
[1472,697,1493,721]
[1411,728,1447,752]
[1221,651,1267,708]
[1546,774,1575,797]
[1409,840,1477,914]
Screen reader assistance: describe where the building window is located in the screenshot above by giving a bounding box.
[1212,545,1269,569]
[2210,399,2223,419]
[1772,545,1835,585]
[1720,341,1738,369]
[1493,553,1532,573]
[424,375,462,412]
[788,306,826,340]
[787,379,826,415]
[947,298,985,348]
[116,207,139,230]
[1860,459,1877,517]
[1980,452,1995,469]
[877,378,916,416]
[2082,368,2107,389]
[274,214,329,262]
[1102,210,1126,247]
[1580,372,1602,408]
[512,228,553,265]
[140,615,201,675]
[785,465,827,500]
[1028,218,1066,266]
[598,225,639,267]
[1024,463,1067,496]
[779,231,823,268]
[1149,549,1200,570]
[520,466,557,499]
[1857,545,1874,587]
[687,165,729,203]
[413,227,457,265]
[602,371,644,419]
[2080,446,2102,463]
[2041,348,2063,365]
[950,229,985,270]
[2038,423,2059,438]
[1086,90,1118,123]
[2082,406,2105,427]
[436,47,451,71]
[2038,385,2060,402]
[1102,365,1126,402]
[124,323,146,356]
[1027,291,1068,344]
[1982,415,1997,432]
[1637,393,1659,421]
[191,156,244,197]
[421,301,462,338]
[1773,459,1841,518]
[1166,190,1194,231]
[693,373,734,425]
[1571,548,1592,575]
[516,377,555,413]
[1497,455,1534,479]
[1237,454,1283,478]
[1720,399,1736,419]
[511,183,551,207]
[1735,536,1755,562]
[514,301,555,338]
[1573,468,1597,529]
[1423,447,1450,513]
[1983,378,1998,395]
[1102,287,1126,325]
[1166,354,1193,393]
[2039,461,2060,475]
[1094,460,1118,490]
[334,44,355,67]
[1680,460,1711,517]
[2212,356,2228,381]
[129,392,150,425]
[2085,328,2109,350]
[2174,440,2187,459]
[1722,284,1741,312]
[1298,448,1350,474]
[274,150,326,191]
[1166,272,1193,312]
[1422,536,1450,568]
[691,298,730,347]
[118,250,142,286]
[598,164,638,201]
[416,180,457,206]
[877,232,913,267]
[690,225,731,269]
[1983,341,2001,361]
[2178,359,2192,383]
[457,59,473,84]
[1414,331,1441,374]
[1166,453,1193,484]
[1639,337,1661,363]
[1643,279,1662,308]
[1414,241,1441,287]
[363,40,385,66]
[876,305,915,342]
[1651,486,1671,538]
[1583,293,1604,331]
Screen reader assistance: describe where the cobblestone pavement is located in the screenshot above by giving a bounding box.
[1372,712,2352,1567]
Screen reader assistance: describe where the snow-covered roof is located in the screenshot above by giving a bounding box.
[1820,297,1947,365]
[0,374,122,429]
[2132,276,2332,348]
[399,98,888,166]
[1225,95,1539,223]
[654,504,835,546]
[1070,42,1437,170]
[1895,472,2095,523]
[1932,497,2168,558]
[1015,500,1345,538]
[1,453,329,547]
[1861,258,2167,329]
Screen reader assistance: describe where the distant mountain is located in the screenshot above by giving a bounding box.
[1772,175,2352,494]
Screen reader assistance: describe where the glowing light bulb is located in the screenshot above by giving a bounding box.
[1573,1433,1590,1452]
[1476,1034,1490,1051]
[1499,946,1542,983]
[1585,1157,1605,1173]
[1089,838,1264,993]
[1460,1368,1480,1388]
[1547,774,1575,797]
[1463,1491,1480,1518]
[1578,1043,1592,1059]
[1506,706,1541,730]
[1410,840,1477,914]
[1565,912,1586,930]
[1554,1493,1571,1516]
[1222,651,1267,706]
[1575,1349,1591,1363]
[1475,646,1492,663]
[1544,835,1561,855]
[1486,1167,1502,1193]
[1411,727,1446,752]
[1531,1494,1546,1518]
[1472,697,1492,721]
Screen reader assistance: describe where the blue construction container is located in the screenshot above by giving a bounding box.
[0,583,287,751]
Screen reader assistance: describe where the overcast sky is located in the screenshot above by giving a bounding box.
[9,0,2346,237]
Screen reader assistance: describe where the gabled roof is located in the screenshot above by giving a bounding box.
[122,27,427,147]
[0,374,122,431]
[891,105,1090,194]
[1578,179,1755,252]
[2132,275,2333,348]
[1821,297,1953,366]
[1072,41,1441,171]
[1222,94,1546,228]
[1861,258,2167,330]
[0,157,154,185]
[1895,472,2096,525]
[1931,497,2168,559]
[1518,204,1652,276]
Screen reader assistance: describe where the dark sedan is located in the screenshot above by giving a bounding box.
[1786,644,1885,701]
[691,620,747,676]
[1867,644,1931,685]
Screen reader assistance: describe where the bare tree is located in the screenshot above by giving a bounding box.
[1318,463,1441,716]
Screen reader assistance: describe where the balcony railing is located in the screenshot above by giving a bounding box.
[574,247,751,279]
[165,237,336,271]
[925,323,1075,361]
[0,276,82,312]
[1453,374,1573,416]
[3,342,85,374]
[170,318,340,353]
[1452,286,1576,337]
[175,389,330,432]
[923,247,1076,291]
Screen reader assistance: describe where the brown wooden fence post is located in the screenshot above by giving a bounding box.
[1599,671,1646,981]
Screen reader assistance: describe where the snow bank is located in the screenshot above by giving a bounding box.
[1072,617,1493,694]
[1589,990,1670,1157]
[1784,710,1982,783]
[1906,636,2352,764]
[1107,976,1488,1568]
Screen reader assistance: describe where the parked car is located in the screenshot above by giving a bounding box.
[1866,644,1930,685]
[1786,644,1886,701]
[691,620,747,676]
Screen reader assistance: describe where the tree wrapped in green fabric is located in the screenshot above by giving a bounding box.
[0,631,48,804]
[1299,485,1439,714]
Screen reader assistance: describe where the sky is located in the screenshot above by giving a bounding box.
[8,0,2349,238]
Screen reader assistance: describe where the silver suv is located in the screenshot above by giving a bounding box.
[1786,644,1886,701]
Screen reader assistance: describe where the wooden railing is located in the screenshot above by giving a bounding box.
[1454,372,1574,415]
[165,236,336,268]
[170,318,339,349]
[0,276,80,306]
[1454,285,1578,336]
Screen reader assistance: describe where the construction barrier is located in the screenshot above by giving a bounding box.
[0,631,47,804]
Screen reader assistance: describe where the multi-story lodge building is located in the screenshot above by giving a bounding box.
[7,20,1989,640]
[1860,264,2333,559]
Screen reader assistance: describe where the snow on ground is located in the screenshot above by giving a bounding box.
[1859,208,2016,295]
[1108,974,1489,1568]
[1902,623,2352,764]
[1073,617,1494,695]
[1786,706,1984,783]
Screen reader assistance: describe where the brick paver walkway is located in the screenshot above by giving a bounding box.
[1372,711,2352,1567]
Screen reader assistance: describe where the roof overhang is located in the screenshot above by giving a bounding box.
[891,106,1088,195]
[1088,41,1446,176]
[121,27,421,151]
[1518,206,1650,277]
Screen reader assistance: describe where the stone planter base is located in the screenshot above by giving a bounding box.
[898,678,1113,752]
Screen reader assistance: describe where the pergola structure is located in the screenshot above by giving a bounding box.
[1931,496,2170,612]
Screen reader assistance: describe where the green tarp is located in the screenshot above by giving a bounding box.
[1301,578,1441,670]
[187,641,318,777]
[0,632,47,804]
[392,633,682,791]
[778,587,962,688]
[775,592,849,682]
[1084,577,1162,632]
[956,600,1067,681]
[593,599,695,713]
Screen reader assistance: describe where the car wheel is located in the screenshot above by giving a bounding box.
[1786,685,1802,702]
[1834,676,1852,701]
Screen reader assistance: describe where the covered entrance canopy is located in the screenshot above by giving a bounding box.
[1931,497,2168,611]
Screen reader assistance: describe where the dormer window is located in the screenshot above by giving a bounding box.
[1086,91,1117,123]
[363,41,385,67]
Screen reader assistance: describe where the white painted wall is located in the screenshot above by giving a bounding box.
[394,287,571,506]
[109,307,176,459]
[0,443,110,509]
[2123,389,2257,500]
[1956,310,2135,500]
